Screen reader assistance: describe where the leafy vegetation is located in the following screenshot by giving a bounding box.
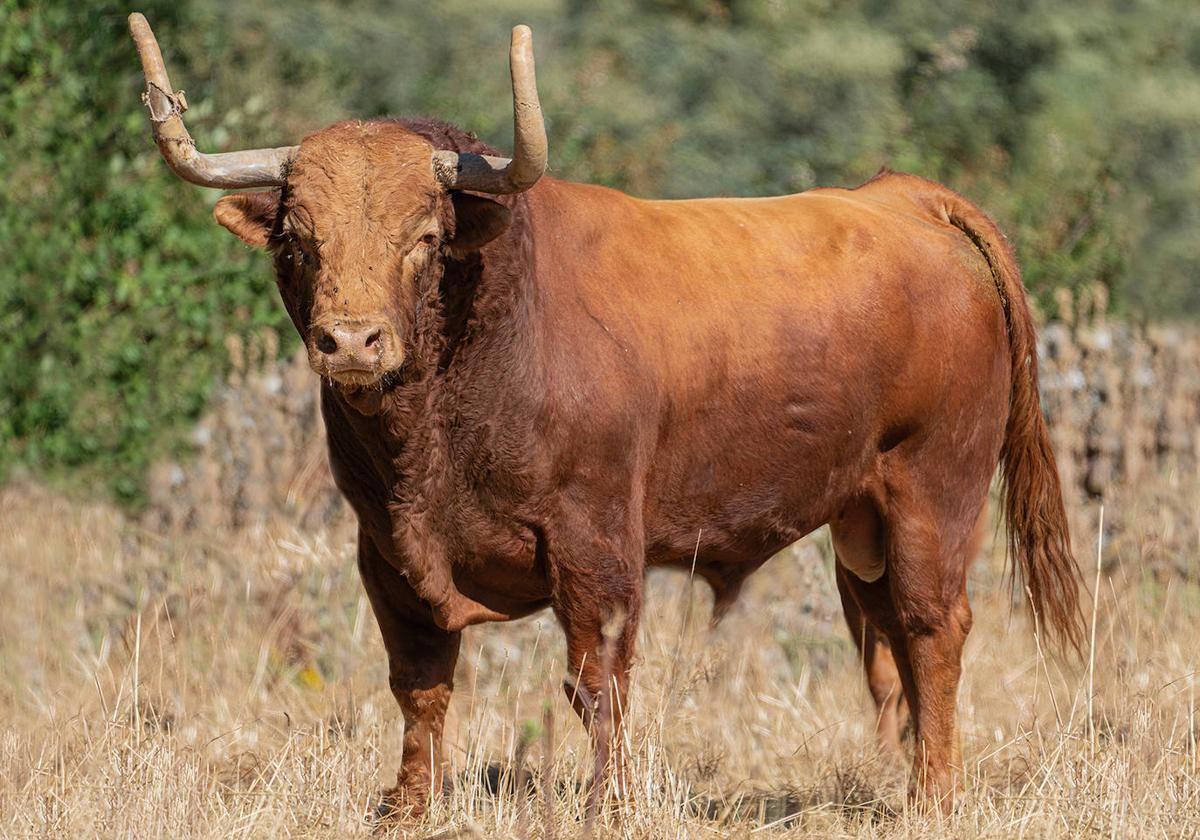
[1,2,291,501]
[2,0,1198,502]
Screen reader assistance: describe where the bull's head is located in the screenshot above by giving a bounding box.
[128,13,546,389]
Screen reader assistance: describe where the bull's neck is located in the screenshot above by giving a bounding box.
[378,194,544,500]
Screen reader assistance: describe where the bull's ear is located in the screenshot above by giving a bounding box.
[214,192,279,248]
[447,193,511,257]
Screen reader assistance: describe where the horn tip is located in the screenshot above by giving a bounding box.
[128,12,152,41]
[511,24,532,43]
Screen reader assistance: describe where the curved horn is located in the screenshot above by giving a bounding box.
[433,25,547,194]
[128,13,297,189]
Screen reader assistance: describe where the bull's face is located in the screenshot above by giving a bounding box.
[127,14,545,391]
[211,123,511,388]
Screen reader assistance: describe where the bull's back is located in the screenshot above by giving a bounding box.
[531,175,990,361]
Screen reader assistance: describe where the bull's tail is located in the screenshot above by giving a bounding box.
[922,179,1085,652]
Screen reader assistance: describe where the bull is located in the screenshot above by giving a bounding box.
[128,13,1081,816]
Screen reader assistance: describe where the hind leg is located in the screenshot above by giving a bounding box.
[833,477,982,812]
[835,562,908,755]
[879,466,982,811]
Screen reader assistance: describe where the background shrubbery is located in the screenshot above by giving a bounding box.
[3,0,1199,502]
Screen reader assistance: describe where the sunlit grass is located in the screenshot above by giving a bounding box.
[1,477,1197,837]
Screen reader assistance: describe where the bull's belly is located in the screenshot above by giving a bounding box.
[641,430,867,570]
[643,494,826,571]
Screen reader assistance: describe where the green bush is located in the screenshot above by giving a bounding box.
[0,1,291,503]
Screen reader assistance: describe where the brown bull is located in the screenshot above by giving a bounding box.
[129,14,1082,816]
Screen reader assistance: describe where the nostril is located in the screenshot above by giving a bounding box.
[316,331,338,355]
[364,329,383,350]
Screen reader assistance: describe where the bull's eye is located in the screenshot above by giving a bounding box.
[292,240,314,267]
[418,233,439,249]
[273,233,310,267]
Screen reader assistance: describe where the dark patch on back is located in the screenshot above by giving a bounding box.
[850,165,898,190]
[382,116,502,157]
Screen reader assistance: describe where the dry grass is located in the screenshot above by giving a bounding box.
[1,474,1197,839]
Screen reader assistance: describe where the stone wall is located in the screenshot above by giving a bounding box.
[1039,287,1199,507]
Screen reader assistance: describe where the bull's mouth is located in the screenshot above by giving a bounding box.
[323,366,385,388]
[306,346,406,390]
[310,359,408,392]
[331,366,407,416]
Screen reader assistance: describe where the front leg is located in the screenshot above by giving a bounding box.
[547,509,644,800]
[357,529,461,820]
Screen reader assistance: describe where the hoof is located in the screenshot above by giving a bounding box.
[371,788,427,828]
[906,778,959,816]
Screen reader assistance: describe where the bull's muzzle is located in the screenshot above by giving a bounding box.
[308,318,403,386]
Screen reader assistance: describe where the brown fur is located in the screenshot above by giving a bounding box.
[210,121,1082,816]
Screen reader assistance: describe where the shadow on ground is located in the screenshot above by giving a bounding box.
[468,759,899,831]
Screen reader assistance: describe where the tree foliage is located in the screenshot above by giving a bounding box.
[2,0,1198,502]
